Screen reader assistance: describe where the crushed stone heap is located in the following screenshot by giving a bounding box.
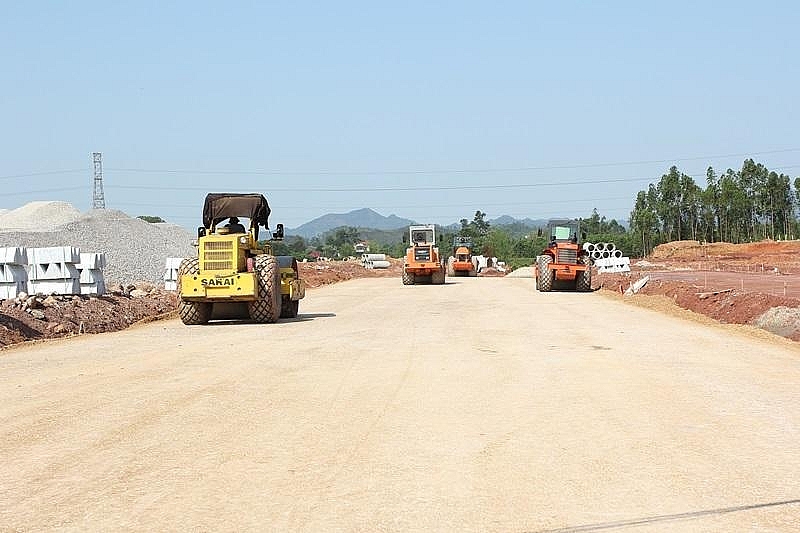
[0,201,83,232]
[0,203,196,285]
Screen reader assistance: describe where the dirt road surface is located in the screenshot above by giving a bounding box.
[2,277,800,532]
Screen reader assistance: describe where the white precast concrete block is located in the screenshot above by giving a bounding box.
[165,257,184,270]
[79,268,104,283]
[28,246,81,264]
[0,281,28,299]
[80,279,107,295]
[77,252,107,270]
[0,264,28,282]
[0,247,28,265]
[595,255,631,273]
[598,265,631,273]
[27,264,42,281]
[28,263,80,281]
[594,256,631,267]
[164,257,184,286]
[28,279,80,295]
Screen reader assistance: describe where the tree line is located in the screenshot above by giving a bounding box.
[271,209,629,268]
[269,158,798,261]
[631,159,798,255]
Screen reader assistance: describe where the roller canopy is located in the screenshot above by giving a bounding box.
[202,193,271,228]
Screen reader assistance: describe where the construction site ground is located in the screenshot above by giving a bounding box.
[1,240,800,348]
[0,259,402,348]
[595,240,800,341]
[3,270,800,531]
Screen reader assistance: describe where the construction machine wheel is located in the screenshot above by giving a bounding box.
[177,257,212,325]
[431,268,445,285]
[446,257,455,276]
[536,255,554,292]
[576,266,592,292]
[402,268,414,285]
[280,296,300,318]
[468,266,477,277]
[249,255,281,323]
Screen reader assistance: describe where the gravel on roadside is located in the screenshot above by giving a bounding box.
[0,203,196,286]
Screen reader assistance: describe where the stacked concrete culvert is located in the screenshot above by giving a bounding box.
[362,253,390,269]
[583,241,630,273]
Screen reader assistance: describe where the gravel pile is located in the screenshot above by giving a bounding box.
[505,266,534,278]
[0,201,83,231]
[753,306,800,339]
[0,203,196,285]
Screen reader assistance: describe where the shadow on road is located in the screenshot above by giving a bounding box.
[197,312,337,326]
[286,312,336,322]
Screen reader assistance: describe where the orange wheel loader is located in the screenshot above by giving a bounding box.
[533,219,592,292]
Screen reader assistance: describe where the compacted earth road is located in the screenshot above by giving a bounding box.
[1,277,799,532]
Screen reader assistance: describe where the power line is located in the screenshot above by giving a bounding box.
[104,148,800,176]
[112,196,634,211]
[105,176,657,193]
[0,169,86,181]
[0,152,797,184]
[102,165,800,192]
[0,186,86,197]
[100,164,800,193]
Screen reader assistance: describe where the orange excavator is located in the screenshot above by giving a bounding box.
[447,236,477,277]
[534,219,592,292]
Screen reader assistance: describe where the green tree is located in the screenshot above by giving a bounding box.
[482,227,513,259]
[138,215,165,223]
[324,226,362,258]
[630,189,659,255]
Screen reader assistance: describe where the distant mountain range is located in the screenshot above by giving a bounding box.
[287,208,557,239]
[490,215,543,227]
[288,208,416,239]
[286,209,632,239]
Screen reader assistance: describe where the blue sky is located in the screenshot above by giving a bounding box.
[2,2,798,230]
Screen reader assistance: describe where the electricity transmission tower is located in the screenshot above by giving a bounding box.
[92,152,106,209]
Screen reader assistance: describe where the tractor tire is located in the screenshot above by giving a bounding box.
[576,267,592,292]
[536,255,554,292]
[280,296,300,318]
[468,266,477,277]
[179,300,212,325]
[177,257,212,325]
[431,268,445,285]
[249,255,281,323]
[446,257,455,276]
[402,269,414,285]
